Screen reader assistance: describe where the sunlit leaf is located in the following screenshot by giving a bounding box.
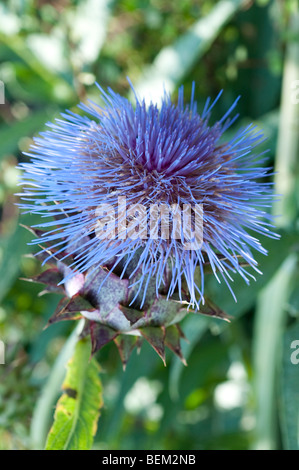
[45,338,103,450]
[30,322,84,449]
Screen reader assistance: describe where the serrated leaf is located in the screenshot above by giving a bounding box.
[30,321,84,449]
[45,339,103,450]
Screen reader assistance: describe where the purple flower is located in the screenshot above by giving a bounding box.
[18,82,278,310]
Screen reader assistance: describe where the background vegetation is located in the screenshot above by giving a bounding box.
[0,0,298,450]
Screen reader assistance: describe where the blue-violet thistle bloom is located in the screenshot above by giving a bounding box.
[18,82,278,363]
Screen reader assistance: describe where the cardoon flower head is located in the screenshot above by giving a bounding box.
[18,82,278,365]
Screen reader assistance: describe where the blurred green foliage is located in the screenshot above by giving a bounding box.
[0,0,298,450]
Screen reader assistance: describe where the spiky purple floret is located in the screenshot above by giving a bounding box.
[18,82,278,309]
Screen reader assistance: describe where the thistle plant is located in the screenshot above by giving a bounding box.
[18,82,278,368]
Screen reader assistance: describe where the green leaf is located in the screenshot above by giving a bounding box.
[252,254,297,450]
[206,230,298,318]
[45,338,103,450]
[169,229,297,401]
[0,32,74,103]
[169,314,208,401]
[30,321,84,450]
[0,110,53,161]
[273,10,299,226]
[280,321,299,450]
[0,215,41,303]
[134,0,244,102]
